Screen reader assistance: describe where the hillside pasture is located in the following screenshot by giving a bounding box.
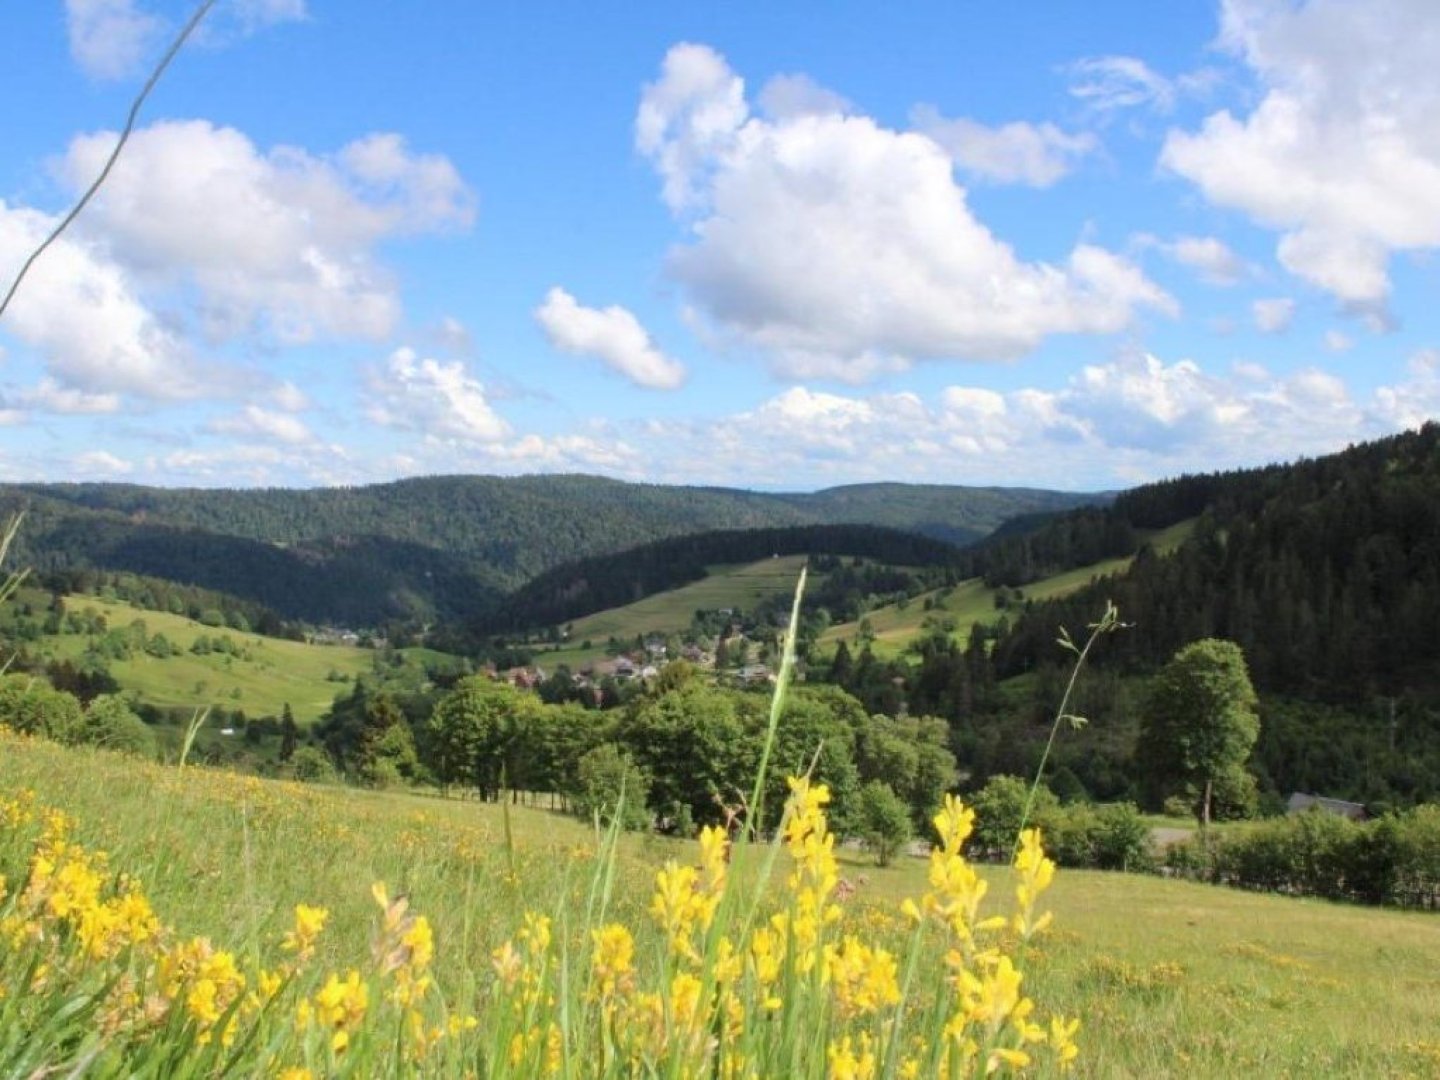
[0,733,1436,1077]
[819,519,1195,658]
[539,554,815,666]
[33,595,378,722]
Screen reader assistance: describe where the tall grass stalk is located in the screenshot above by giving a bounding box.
[177,704,211,767]
[746,563,808,834]
[1014,600,1124,857]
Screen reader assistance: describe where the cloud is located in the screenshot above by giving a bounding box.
[637,44,1172,382]
[153,439,357,487]
[55,120,472,348]
[210,404,314,445]
[607,343,1424,489]
[758,74,852,121]
[1140,234,1248,286]
[65,0,307,79]
[9,378,122,415]
[270,381,310,411]
[1324,329,1353,352]
[912,106,1097,187]
[0,199,196,398]
[1252,297,1295,333]
[226,0,307,32]
[431,316,475,357]
[366,347,510,443]
[635,42,749,212]
[1162,0,1440,306]
[2,121,470,403]
[1375,349,1440,429]
[1066,55,1177,113]
[73,449,134,476]
[65,0,164,80]
[482,432,643,474]
[534,287,686,390]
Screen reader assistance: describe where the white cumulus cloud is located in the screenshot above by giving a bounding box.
[58,120,473,347]
[0,199,196,398]
[367,347,510,444]
[1162,0,1440,306]
[758,74,852,121]
[535,288,686,390]
[637,44,1173,382]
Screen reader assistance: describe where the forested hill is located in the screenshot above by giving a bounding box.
[990,422,1440,708]
[0,476,1097,626]
[482,524,963,633]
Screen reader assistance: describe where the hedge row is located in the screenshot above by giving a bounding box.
[1164,805,1440,908]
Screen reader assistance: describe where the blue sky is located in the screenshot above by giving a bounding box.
[2,0,1438,492]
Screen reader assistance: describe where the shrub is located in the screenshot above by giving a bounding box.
[290,745,336,784]
[573,743,651,831]
[1091,802,1154,872]
[970,774,1060,859]
[856,779,912,866]
[72,695,155,757]
[0,674,84,742]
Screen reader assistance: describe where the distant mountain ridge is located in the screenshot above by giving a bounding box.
[0,475,1102,625]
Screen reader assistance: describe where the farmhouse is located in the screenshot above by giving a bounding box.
[1286,792,1368,821]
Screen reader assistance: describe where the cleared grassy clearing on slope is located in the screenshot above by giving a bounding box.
[1,733,1435,1078]
[819,519,1196,659]
[31,595,379,722]
[538,555,815,667]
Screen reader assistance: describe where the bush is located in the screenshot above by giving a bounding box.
[291,746,336,784]
[72,695,155,757]
[969,775,1059,859]
[1092,803,1154,872]
[1172,804,1440,908]
[0,674,84,742]
[857,780,912,867]
[573,743,651,831]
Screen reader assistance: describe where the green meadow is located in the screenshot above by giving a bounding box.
[2,733,1436,1078]
[30,594,380,722]
[539,555,815,667]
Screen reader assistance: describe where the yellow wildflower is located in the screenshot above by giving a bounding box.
[590,923,635,1000]
[825,935,900,1017]
[1012,828,1056,941]
[827,1033,877,1080]
[282,903,328,960]
[1049,1015,1081,1071]
[313,968,368,1051]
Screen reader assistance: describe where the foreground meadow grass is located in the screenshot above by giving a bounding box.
[1,734,1437,1077]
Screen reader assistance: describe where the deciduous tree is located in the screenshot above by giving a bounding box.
[1137,638,1260,828]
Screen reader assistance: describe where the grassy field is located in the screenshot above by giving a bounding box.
[819,519,1196,659]
[537,555,814,668]
[30,594,386,722]
[2,732,1436,1077]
